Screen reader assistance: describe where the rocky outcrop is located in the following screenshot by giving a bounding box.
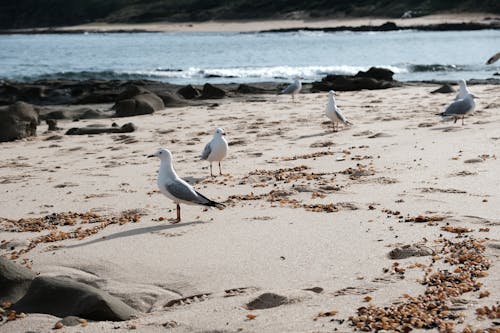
[13,276,138,321]
[200,83,226,99]
[177,85,201,99]
[114,85,164,117]
[0,257,36,303]
[311,67,401,92]
[65,122,136,135]
[0,101,39,142]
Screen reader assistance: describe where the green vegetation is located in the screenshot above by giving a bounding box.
[1,0,499,29]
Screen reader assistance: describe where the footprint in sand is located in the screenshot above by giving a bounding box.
[163,292,212,308]
[245,293,289,310]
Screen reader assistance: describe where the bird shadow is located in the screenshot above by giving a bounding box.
[297,131,333,140]
[64,221,205,249]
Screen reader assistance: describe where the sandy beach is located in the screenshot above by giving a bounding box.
[0,82,499,332]
[7,13,498,33]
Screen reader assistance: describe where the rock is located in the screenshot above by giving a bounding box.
[356,67,395,81]
[177,85,201,99]
[46,119,60,131]
[388,244,434,260]
[0,256,36,303]
[114,87,164,117]
[0,102,39,142]
[13,276,138,321]
[116,85,151,101]
[200,83,226,99]
[236,84,268,94]
[246,293,288,310]
[65,122,136,135]
[156,91,191,107]
[60,316,84,326]
[312,67,400,92]
[431,84,455,94]
[75,91,118,104]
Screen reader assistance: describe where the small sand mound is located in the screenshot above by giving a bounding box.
[246,293,288,310]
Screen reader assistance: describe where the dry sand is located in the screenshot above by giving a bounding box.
[0,83,499,332]
[18,13,499,33]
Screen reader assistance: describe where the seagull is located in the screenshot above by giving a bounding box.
[149,148,224,223]
[441,91,477,125]
[486,52,500,65]
[201,128,228,177]
[454,79,471,100]
[325,90,352,131]
[279,77,303,102]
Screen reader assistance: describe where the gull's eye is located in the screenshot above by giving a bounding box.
[159,151,163,155]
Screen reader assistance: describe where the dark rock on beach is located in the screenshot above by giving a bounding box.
[13,276,138,321]
[66,122,136,135]
[200,83,226,99]
[236,84,269,94]
[114,85,164,117]
[177,85,201,99]
[312,67,401,92]
[0,256,36,303]
[0,101,39,142]
[431,84,455,94]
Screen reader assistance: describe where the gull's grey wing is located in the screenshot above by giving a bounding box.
[443,98,474,116]
[165,181,210,205]
[335,107,349,124]
[281,82,298,94]
[200,141,212,160]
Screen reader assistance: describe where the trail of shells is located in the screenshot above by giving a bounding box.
[1,210,143,260]
[347,237,492,332]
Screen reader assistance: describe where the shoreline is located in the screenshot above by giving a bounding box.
[1,13,499,34]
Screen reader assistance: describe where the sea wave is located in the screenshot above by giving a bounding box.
[12,63,481,84]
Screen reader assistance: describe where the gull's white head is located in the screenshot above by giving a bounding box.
[328,90,336,96]
[214,128,226,136]
[458,79,467,88]
[148,148,173,162]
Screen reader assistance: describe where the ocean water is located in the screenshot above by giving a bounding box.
[0,29,499,84]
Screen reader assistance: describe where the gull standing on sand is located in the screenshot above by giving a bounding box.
[149,148,224,223]
[279,77,302,102]
[201,128,228,177]
[441,83,477,125]
[325,90,351,131]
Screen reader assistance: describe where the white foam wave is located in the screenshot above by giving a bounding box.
[145,65,407,81]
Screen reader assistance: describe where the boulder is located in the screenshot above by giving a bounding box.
[0,256,36,303]
[431,84,455,94]
[156,91,191,107]
[13,276,138,321]
[236,84,268,94]
[0,102,39,142]
[356,67,395,81]
[114,85,164,117]
[177,85,201,99]
[200,83,226,99]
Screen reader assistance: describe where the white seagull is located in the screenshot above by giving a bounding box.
[279,77,303,102]
[325,90,352,131]
[149,148,224,223]
[442,89,477,125]
[201,128,228,177]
